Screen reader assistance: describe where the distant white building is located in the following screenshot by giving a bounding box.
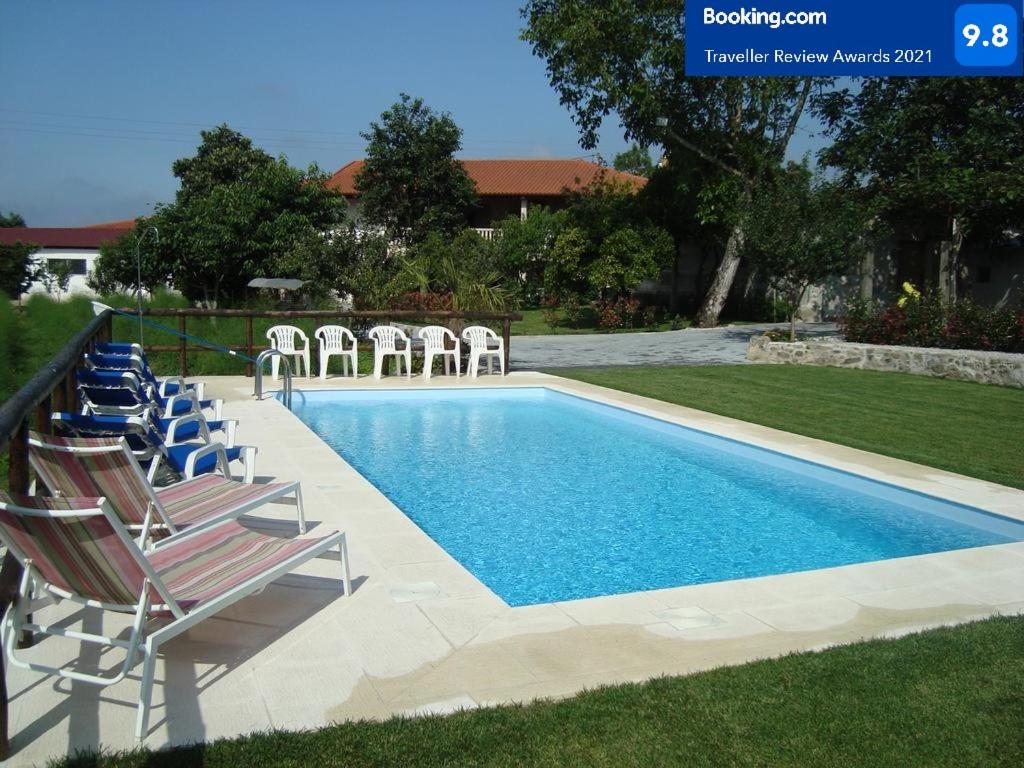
[0,221,133,299]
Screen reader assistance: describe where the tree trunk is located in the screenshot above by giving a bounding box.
[949,216,965,302]
[695,221,745,328]
[669,241,682,315]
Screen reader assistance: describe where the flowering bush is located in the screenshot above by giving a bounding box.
[840,291,1024,353]
[594,296,642,331]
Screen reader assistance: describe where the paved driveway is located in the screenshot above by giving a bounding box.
[510,322,836,369]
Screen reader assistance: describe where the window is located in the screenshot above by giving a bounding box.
[46,258,88,275]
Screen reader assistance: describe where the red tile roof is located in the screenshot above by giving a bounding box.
[325,158,647,197]
[0,227,127,249]
[83,219,136,230]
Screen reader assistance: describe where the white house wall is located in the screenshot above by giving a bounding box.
[23,247,100,299]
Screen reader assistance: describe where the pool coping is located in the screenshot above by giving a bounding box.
[7,371,1023,764]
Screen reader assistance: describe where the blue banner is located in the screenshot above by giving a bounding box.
[685,1,1023,76]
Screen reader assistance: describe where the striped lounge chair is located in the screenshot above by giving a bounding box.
[29,431,305,540]
[0,491,350,740]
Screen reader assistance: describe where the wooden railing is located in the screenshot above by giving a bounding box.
[120,308,523,376]
[0,309,114,759]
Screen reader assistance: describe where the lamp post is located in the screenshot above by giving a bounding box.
[134,226,159,347]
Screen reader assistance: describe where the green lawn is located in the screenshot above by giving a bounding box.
[551,365,1024,490]
[55,617,1024,767]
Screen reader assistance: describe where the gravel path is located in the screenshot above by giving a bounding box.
[510,322,837,369]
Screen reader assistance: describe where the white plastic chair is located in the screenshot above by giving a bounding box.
[315,325,359,379]
[266,325,310,380]
[462,325,505,378]
[368,325,411,379]
[418,326,461,380]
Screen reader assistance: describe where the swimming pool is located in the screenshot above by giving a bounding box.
[290,387,1024,606]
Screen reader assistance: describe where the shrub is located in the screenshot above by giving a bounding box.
[387,291,455,313]
[594,296,642,331]
[839,293,1024,353]
[561,294,584,328]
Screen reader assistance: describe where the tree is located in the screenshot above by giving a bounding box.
[613,145,655,178]
[492,207,566,305]
[816,78,1024,301]
[745,163,867,341]
[36,259,74,300]
[356,94,478,244]
[93,125,349,304]
[521,1,827,326]
[0,212,25,227]
[0,242,37,298]
[588,226,673,298]
[543,227,589,301]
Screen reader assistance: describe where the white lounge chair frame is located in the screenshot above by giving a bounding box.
[0,494,349,741]
[462,325,506,377]
[315,325,359,379]
[266,325,311,380]
[29,432,300,537]
[368,325,412,379]
[417,326,461,380]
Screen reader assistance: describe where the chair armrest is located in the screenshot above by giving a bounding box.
[164,391,200,415]
[156,375,188,398]
[183,442,232,480]
[164,411,212,445]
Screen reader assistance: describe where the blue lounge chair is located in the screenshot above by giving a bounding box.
[51,410,256,483]
[76,369,223,420]
[85,349,206,399]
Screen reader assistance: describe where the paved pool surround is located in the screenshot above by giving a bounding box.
[5,371,1024,765]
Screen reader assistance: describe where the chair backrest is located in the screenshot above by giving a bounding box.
[95,342,145,358]
[51,412,162,458]
[28,431,164,528]
[77,369,150,413]
[461,325,498,349]
[418,325,457,351]
[368,325,409,352]
[0,491,150,608]
[266,325,308,354]
[85,351,159,387]
[315,325,356,351]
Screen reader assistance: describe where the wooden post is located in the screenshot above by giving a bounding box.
[64,369,77,414]
[245,315,254,377]
[502,318,511,373]
[314,317,323,376]
[52,377,67,413]
[178,315,188,378]
[34,396,52,436]
[102,311,113,343]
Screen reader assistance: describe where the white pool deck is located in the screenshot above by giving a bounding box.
[5,371,1024,764]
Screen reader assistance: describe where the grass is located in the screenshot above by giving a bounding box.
[52,616,1024,767]
[551,364,1024,489]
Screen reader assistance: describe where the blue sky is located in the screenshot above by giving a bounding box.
[0,1,825,226]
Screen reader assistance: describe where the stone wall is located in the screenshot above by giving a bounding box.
[746,335,1024,388]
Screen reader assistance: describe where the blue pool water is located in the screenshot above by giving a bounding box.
[290,388,1024,606]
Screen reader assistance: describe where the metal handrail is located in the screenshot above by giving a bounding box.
[253,349,293,410]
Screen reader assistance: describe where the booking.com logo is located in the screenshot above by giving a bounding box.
[703,7,829,28]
